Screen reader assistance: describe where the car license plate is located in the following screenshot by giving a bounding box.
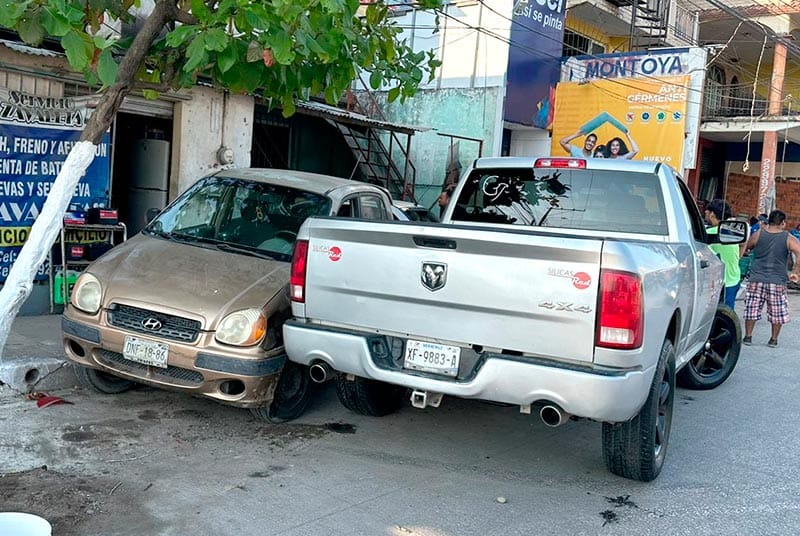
[403,339,460,377]
[123,336,169,368]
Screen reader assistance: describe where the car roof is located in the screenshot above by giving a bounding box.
[473,156,664,174]
[214,168,387,197]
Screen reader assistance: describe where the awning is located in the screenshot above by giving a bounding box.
[700,116,800,144]
[294,100,430,136]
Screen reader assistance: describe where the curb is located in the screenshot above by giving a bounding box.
[0,358,80,395]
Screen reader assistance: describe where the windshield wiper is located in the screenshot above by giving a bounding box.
[213,243,283,261]
[143,228,174,240]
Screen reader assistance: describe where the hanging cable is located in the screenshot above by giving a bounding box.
[742,32,768,174]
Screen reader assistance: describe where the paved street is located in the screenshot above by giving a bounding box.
[3,296,800,535]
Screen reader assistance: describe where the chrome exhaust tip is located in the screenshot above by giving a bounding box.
[309,362,333,383]
[539,405,569,427]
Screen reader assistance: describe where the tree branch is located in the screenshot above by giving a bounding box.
[80,0,178,143]
[175,9,198,25]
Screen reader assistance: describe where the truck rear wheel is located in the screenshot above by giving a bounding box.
[602,339,675,482]
[677,304,741,390]
[250,361,315,424]
[75,365,135,394]
[336,375,405,417]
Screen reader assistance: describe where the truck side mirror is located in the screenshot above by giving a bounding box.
[714,220,748,244]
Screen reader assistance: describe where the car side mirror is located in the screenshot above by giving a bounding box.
[146,208,161,223]
[713,220,748,244]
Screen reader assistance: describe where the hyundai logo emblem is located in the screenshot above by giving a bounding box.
[141,317,162,331]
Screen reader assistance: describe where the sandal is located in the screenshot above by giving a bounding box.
[743,336,752,345]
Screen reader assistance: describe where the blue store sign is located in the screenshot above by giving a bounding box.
[0,90,111,282]
[504,0,567,128]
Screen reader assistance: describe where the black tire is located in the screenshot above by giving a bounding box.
[602,339,675,482]
[335,375,406,417]
[249,361,316,424]
[75,365,135,394]
[677,304,741,390]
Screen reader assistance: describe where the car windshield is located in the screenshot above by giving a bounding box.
[144,176,332,260]
[452,167,667,235]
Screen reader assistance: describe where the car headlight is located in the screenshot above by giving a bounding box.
[215,309,267,346]
[71,273,103,314]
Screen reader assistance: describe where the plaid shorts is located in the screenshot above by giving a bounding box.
[744,282,790,324]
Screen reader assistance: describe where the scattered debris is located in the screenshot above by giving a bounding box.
[496,496,507,504]
[109,482,123,495]
[605,495,638,509]
[600,510,618,526]
[142,483,153,492]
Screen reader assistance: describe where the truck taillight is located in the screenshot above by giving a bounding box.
[534,158,586,169]
[290,240,309,303]
[596,269,643,349]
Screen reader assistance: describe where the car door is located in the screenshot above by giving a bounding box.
[676,178,719,351]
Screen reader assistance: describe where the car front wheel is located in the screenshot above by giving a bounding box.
[75,365,135,394]
[677,304,741,390]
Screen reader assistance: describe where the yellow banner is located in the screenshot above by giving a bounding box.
[551,75,689,169]
[0,227,30,247]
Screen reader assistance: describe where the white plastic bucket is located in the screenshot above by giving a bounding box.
[0,512,52,536]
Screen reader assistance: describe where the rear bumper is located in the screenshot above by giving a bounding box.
[284,320,655,422]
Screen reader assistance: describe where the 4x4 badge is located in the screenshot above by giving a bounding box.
[421,262,447,291]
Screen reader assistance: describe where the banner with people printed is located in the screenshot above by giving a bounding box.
[550,75,689,169]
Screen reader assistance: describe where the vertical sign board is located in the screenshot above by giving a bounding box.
[551,76,689,166]
[503,0,567,129]
[556,48,707,172]
[0,90,111,282]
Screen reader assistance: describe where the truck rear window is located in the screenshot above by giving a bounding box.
[452,168,667,235]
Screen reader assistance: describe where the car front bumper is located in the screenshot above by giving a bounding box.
[62,310,285,409]
[284,320,656,422]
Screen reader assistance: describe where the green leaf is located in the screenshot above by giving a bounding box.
[369,70,382,90]
[388,86,400,102]
[61,30,90,70]
[217,45,238,73]
[142,89,159,100]
[0,1,29,27]
[183,34,207,72]
[40,8,71,37]
[97,49,118,86]
[165,25,197,47]
[204,28,229,52]
[281,96,295,118]
[17,14,46,46]
[269,31,293,64]
[189,0,210,21]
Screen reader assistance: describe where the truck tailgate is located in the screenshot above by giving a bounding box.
[302,219,603,363]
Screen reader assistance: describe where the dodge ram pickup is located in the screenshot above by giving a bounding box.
[283,157,748,481]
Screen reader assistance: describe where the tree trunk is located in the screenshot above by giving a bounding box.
[0,0,177,361]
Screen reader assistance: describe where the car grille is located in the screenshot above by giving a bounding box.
[97,349,204,386]
[107,304,201,343]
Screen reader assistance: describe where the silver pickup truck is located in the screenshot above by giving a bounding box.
[283,157,747,481]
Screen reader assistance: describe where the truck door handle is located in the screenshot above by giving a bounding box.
[413,236,457,249]
[700,260,710,269]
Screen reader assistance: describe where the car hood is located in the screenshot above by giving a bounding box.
[87,234,290,329]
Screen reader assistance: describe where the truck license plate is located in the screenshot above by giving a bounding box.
[123,336,169,368]
[403,339,460,377]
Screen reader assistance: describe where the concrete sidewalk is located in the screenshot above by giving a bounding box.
[0,313,78,395]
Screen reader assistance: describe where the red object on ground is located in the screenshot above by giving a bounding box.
[35,396,74,408]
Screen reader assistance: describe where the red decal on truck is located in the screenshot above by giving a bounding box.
[328,246,342,262]
[572,272,591,289]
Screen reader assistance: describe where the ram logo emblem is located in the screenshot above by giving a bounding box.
[421,262,447,291]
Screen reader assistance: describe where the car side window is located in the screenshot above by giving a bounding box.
[357,195,388,220]
[676,177,707,241]
[337,198,354,218]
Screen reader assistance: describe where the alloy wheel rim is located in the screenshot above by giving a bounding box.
[692,314,735,378]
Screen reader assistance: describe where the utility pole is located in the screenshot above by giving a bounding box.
[758,39,788,214]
